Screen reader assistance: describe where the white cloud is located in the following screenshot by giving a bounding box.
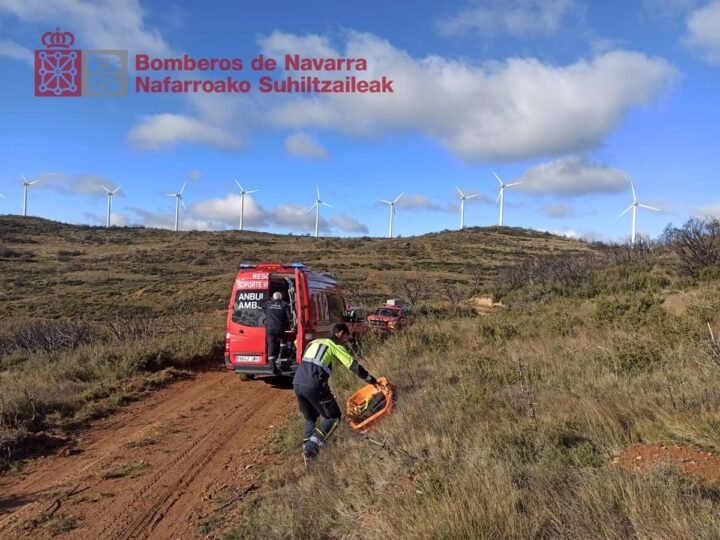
[285,133,329,160]
[516,155,631,196]
[186,169,202,182]
[693,201,720,218]
[685,1,720,64]
[31,172,120,195]
[261,31,677,162]
[0,0,171,55]
[0,39,32,63]
[331,214,368,234]
[394,194,453,212]
[543,202,573,218]
[271,204,328,232]
[128,207,215,231]
[440,0,574,37]
[189,193,267,228]
[127,114,242,151]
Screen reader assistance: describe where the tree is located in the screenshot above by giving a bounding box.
[661,217,720,276]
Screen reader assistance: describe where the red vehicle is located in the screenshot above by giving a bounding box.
[366,300,414,334]
[224,262,346,379]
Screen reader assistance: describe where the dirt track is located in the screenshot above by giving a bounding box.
[0,371,295,539]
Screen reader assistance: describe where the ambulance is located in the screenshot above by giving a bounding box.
[224,263,346,379]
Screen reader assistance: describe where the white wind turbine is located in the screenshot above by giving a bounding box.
[493,172,523,226]
[99,185,121,228]
[379,192,403,238]
[308,185,331,238]
[455,186,480,230]
[234,179,259,231]
[618,181,658,245]
[21,174,39,217]
[166,182,186,232]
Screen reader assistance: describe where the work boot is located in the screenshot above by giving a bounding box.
[268,357,280,375]
[303,440,320,459]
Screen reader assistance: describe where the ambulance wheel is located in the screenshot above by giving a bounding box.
[238,374,255,381]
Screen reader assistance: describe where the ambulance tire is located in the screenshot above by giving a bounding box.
[238,374,255,381]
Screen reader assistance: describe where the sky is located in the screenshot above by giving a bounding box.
[0,0,718,241]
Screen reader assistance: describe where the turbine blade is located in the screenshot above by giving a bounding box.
[234,179,243,191]
[180,198,186,210]
[179,182,186,194]
[393,192,404,203]
[617,205,633,218]
[322,202,332,208]
[246,189,259,194]
[0,193,5,199]
[455,186,464,197]
[316,185,321,199]
[166,193,176,197]
[492,171,503,186]
[99,184,111,193]
[505,181,523,187]
[630,181,636,202]
[496,191,501,204]
[379,199,392,205]
[466,194,480,199]
[308,202,317,212]
[28,180,39,185]
[639,204,659,211]
[112,186,122,194]
[21,173,28,183]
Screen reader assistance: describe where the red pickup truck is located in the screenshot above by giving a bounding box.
[366,300,414,334]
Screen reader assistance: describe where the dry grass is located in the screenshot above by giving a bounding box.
[227,274,720,538]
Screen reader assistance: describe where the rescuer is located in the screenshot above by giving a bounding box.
[263,291,292,374]
[294,322,378,458]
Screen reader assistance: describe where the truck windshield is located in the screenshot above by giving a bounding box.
[232,289,267,327]
[374,308,399,317]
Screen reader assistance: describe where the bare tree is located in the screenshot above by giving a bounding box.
[391,274,436,305]
[661,218,720,276]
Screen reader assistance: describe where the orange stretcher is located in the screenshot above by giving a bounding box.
[346,377,394,432]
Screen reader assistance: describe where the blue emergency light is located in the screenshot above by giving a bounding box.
[288,262,306,268]
[238,263,256,269]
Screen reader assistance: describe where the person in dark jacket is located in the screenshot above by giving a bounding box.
[294,322,377,458]
[264,291,292,373]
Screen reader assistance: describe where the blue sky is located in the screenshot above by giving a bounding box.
[0,0,719,240]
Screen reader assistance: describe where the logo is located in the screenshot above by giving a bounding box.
[35,28,128,97]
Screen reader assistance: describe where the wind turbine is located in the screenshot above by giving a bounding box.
[618,181,658,245]
[456,186,479,230]
[493,172,523,226]
[379,192,403,238]
[234,179,259,231]
[21,174,39,217]
[308,185,331,238]
[99,185,121,228]
[166,182,186,232]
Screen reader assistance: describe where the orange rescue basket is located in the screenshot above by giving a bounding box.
[346,377,394,432]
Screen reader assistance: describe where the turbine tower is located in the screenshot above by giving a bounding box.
[234,179,259,231]
[21,174,39,217]
[308,185,331,238]
[618,181,658,245]
[379,192,403,238]
[99,185,121,228]
[455,186,479,230]
[166,182,186,232]
[493,172,523,226]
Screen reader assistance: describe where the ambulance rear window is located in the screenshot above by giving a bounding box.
[232,289,267,327]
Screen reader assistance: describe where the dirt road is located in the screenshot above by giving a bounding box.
[0,370,295,539]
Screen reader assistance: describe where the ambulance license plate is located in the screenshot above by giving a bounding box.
[235,355,261,363]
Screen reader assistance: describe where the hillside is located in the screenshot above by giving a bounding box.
[5,216,720,538]
[0,216,592,320]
